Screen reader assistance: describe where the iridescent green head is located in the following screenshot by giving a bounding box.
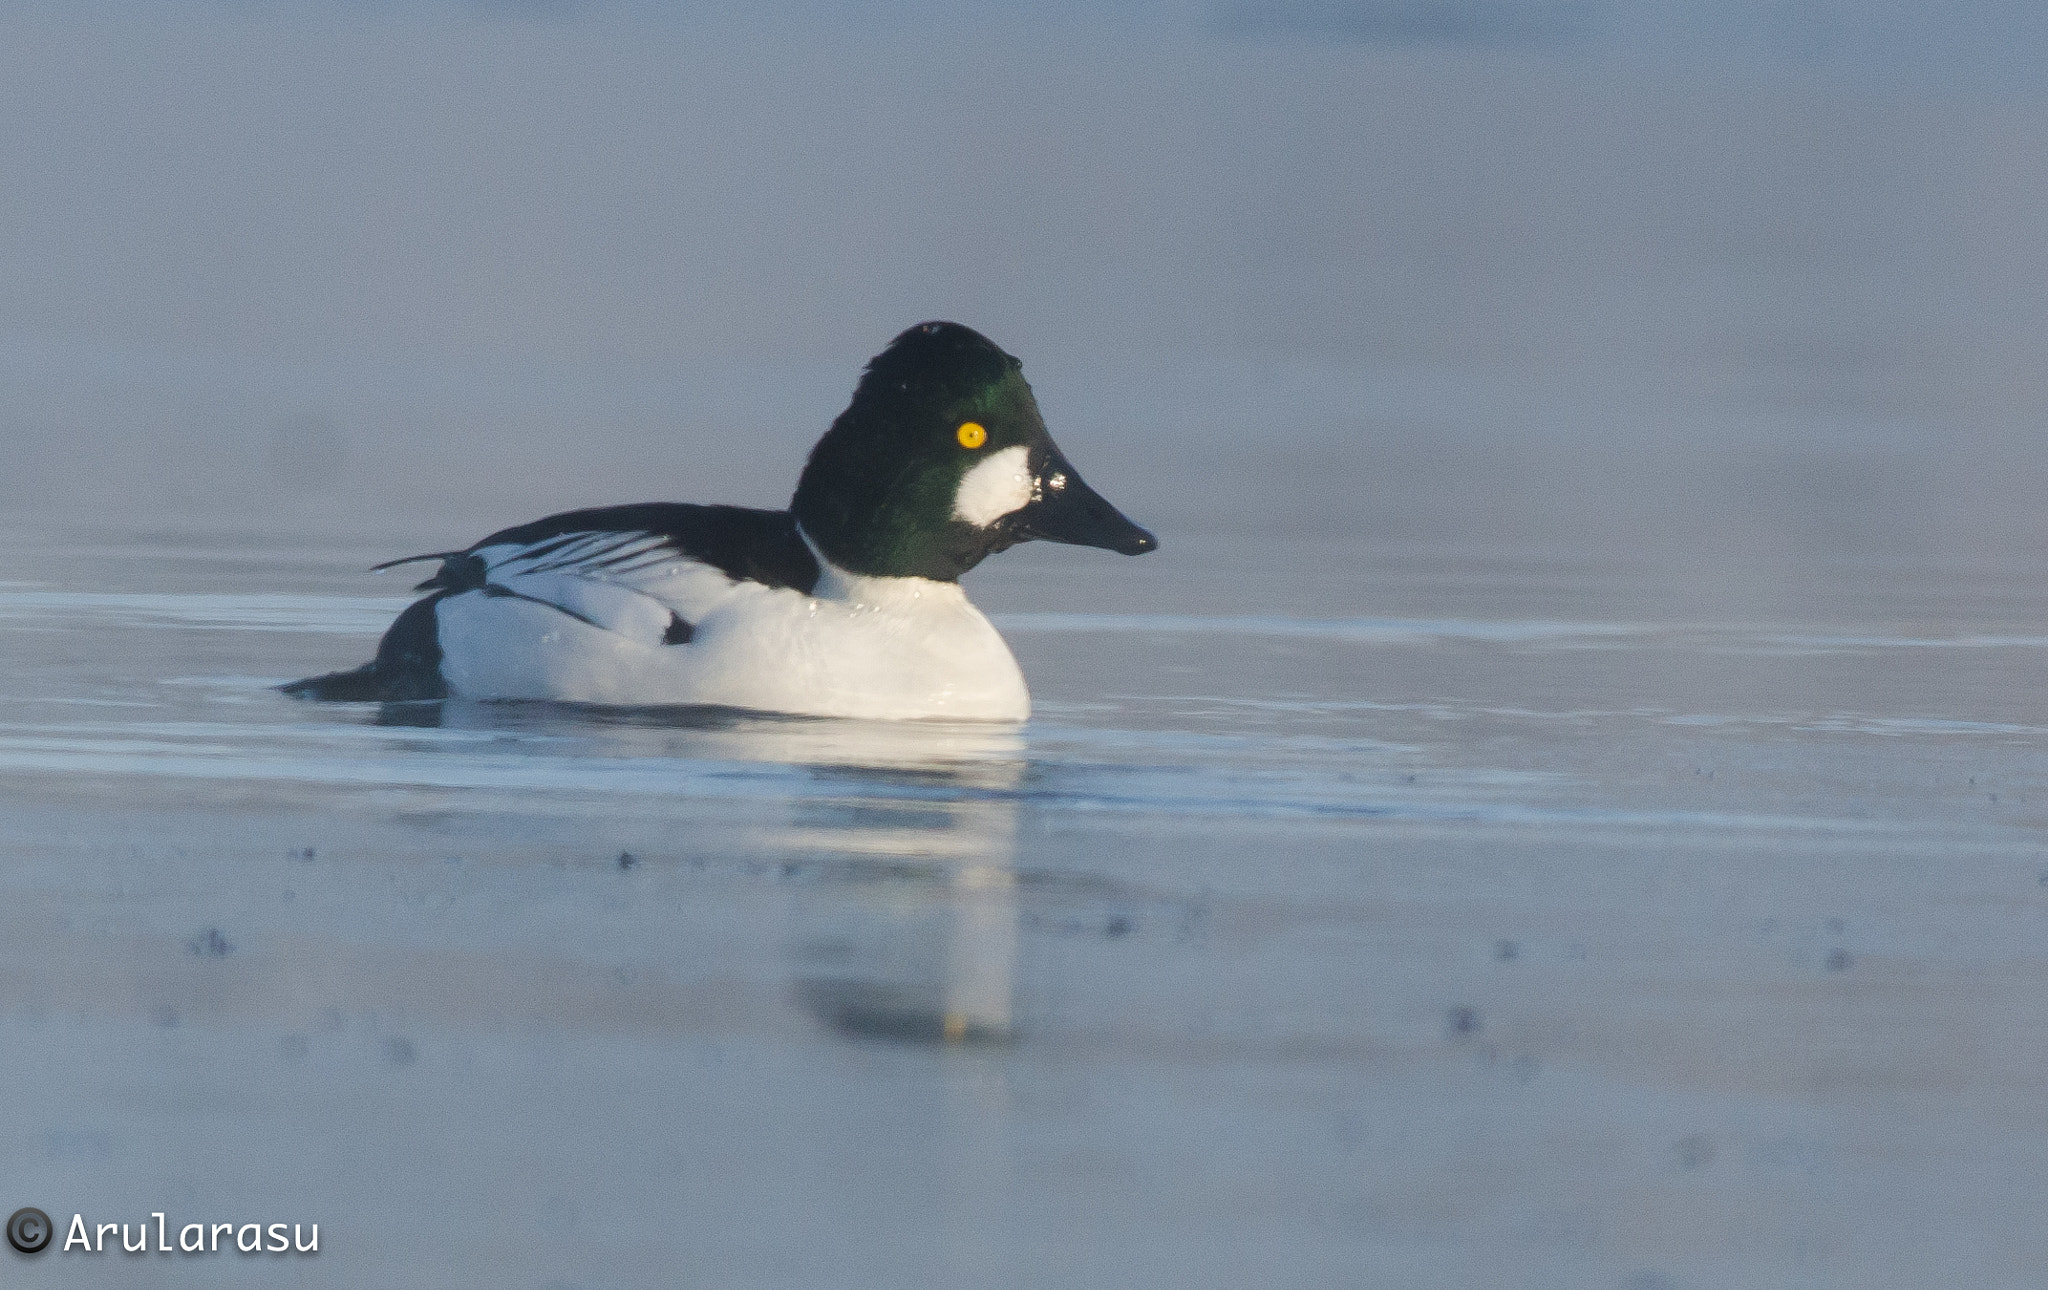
[792,321,1157,581]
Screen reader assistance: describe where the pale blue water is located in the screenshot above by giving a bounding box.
[3,525,2047,1286]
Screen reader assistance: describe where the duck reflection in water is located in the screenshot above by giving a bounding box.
[380,699,1024,1047]
[775,724,1023,1048]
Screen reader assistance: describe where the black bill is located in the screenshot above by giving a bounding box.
[1005,448,1158,555]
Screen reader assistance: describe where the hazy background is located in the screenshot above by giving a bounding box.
[3,0,2046,586]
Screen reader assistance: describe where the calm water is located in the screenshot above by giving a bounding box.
[2,522,2045,1287]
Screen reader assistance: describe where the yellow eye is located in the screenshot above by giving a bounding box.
[956,421,988,449]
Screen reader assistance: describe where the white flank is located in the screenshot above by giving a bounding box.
[434,529,1031,720]
[950,446,1033,527]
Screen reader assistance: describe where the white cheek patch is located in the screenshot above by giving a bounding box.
[951,445,1034,527]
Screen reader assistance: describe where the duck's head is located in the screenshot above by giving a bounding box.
[792,321,1158,582]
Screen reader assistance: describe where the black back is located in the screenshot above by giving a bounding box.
[467,503,820,594]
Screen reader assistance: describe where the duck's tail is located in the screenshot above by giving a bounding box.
[279,663,390,702]
[279,595,449,702]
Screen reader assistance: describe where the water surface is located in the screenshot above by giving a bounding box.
[2,524,2044,1287]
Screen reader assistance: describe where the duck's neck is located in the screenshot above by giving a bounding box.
[797,524,967,607]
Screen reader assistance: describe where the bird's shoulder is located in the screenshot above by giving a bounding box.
[409,503,821,595]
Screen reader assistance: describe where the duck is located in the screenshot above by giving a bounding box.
[282,321,1157,720]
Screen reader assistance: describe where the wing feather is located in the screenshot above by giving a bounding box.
[398,503,821,647]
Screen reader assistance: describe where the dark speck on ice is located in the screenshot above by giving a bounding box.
[188,927,232,957]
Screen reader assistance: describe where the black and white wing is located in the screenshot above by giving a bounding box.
[398,503,821,646]
[285,504,821,702]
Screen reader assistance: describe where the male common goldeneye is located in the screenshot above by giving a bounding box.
[283,321,1156,720]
